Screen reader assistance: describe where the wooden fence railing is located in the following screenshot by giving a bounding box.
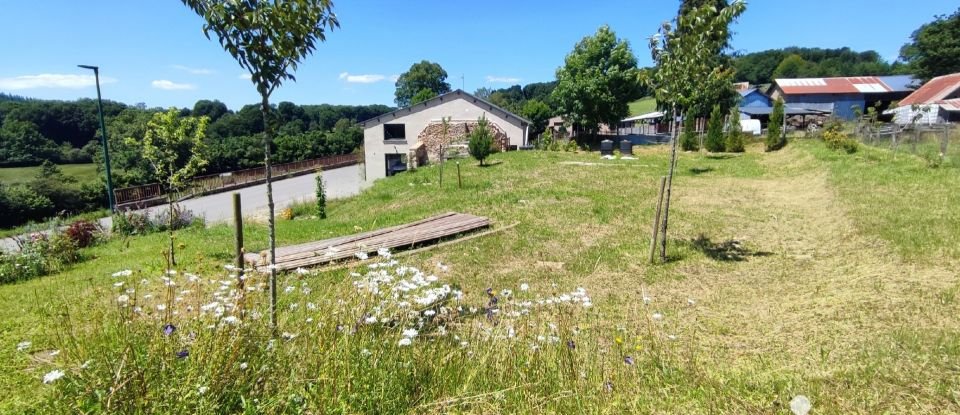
[114,153,359,207]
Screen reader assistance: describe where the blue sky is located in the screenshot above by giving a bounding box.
[1,1,956,110]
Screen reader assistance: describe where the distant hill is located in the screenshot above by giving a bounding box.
[732,47,912,85]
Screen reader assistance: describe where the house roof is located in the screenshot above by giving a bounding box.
[739,106,830,116]
[897,73,960,107]
[357,89,530,128]
[774,75,918,95]
[622,111,665,122]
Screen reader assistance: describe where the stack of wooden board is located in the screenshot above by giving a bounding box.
[246,212,490,272]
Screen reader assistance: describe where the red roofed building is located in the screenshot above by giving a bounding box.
[889,73,960,124]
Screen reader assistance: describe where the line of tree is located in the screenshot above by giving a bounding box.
[732,47,911,86]
[0,96,391,178]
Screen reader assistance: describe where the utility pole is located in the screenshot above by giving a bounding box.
[78,65,115,211]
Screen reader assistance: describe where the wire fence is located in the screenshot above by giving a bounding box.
[856,123,957,168]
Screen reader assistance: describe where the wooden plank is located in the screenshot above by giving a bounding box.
[251,212,490,271]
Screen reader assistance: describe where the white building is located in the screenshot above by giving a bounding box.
[888,73,960,125]
[358,90,530,182]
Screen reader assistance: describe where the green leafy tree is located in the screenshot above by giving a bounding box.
[899,8,960,81]
[394,61,451,107]
[181,0,338,329]
[766,98,786,151]
[128,108,209,267]
[552,25,642,138]
[410,88,437,105]
[473,87,492,100]
[680,114,698,151]
[725,107,744,152]
[0,119,60,165]
[705,104,725,152]
[648,0,746,262]
[468,115,493,166]
[522,99,552,137]
[772,54,816,79]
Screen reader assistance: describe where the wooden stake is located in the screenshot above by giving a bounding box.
[649,176,667,264]
[456,161,462,189]
[233,193,244,285]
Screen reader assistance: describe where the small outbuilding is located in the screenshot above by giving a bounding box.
[887,73,960,124]
[358,90,530,181]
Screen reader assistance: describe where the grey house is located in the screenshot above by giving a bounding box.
[358,90,530,182]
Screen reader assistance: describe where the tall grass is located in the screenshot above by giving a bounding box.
[31,253,738,414]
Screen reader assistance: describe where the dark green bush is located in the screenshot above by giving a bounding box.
[705,105,726,153]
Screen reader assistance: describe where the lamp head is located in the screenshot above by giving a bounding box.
[77,65,98,71]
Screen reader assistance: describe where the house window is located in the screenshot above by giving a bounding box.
[385,153,407,177]
[384,124,406,140]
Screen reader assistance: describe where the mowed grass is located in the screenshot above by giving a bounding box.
[628,96,657,116]
[2,140,959,413]
[0,163,99,185]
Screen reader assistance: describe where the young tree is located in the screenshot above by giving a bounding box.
[182,0,339,329]
[725,107,745,152]
[394,61,451,107]
[766,98,786,151]
[468,116,493,166]
[648,0,746,261]
[680,114,699,151]
[552,25,642,139]
[129,108,208,267]
[315,169,326,219]
[705,104,725,152]
[899,7,960,82]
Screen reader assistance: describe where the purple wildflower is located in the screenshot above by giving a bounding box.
[624,355,635,365]
[162,324,176,336]
[176,349,189,359]
[604,381,614,393]
[566,339,576,350]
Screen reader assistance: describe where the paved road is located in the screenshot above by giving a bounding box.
[1,164,367,252]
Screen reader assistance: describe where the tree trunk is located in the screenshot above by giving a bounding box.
[168,193,176,267]
[260,94,278,331]
[659,107,680,262]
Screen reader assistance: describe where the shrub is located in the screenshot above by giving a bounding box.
[564,138,579,152]
[64,220,99,248]
[766,98,787,151]
[468,115,494,166]
[821,120,858,154]
[112,211,153,236]
[725,107,745,153]
[537,129,554,150]
[705,105,725,152]
[681,114,699,151]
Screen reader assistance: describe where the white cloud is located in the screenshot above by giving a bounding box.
[151,80,196,90]
[486,76,521,84]
[338,72,387,84]
[172,65,216,75]
[238,73,251,80]
[0,73,117,90]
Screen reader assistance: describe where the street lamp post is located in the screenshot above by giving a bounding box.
[78,65,115,211]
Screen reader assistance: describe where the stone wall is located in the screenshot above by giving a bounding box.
[416,120,509,162]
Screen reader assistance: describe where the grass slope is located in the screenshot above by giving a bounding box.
[2,141,958,413]
[0,163,99,186]
[628,97,657,116]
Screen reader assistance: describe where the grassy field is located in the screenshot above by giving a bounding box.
[2,139,959,413]
[628,96,657,116]
[0,163,99,186]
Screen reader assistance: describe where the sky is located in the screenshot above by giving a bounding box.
[1,0,956,110]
